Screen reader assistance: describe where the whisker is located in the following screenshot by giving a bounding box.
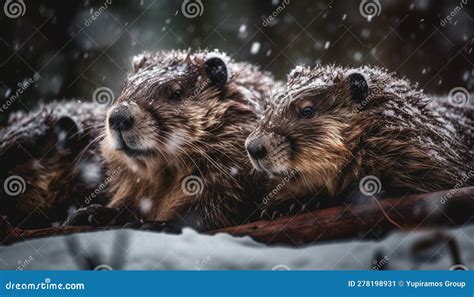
[160,130,236,182]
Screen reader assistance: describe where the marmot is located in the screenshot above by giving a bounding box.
[67,50,279,230]
[0,101,107,228]
[246,65,473,217]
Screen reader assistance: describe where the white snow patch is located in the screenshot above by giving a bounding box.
[229,167,238,176]
[1,226,473,270]
[165,130,185,153]
[139,197,153,214]
[79,161,102,186]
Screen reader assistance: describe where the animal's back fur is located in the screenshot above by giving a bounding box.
[101,50,280,229]
[344,66,473,194]
[251,64,472,208]
[0,101,106,228]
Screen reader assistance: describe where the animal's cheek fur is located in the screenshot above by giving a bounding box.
[128,118,160,149]
[265,139,292,173]
[289,121,351,185]
[100,141,141,173]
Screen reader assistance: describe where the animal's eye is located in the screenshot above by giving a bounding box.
[169,90,182,101]
[300,106,315,118]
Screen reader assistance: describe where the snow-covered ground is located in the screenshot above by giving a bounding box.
[1,225,473,270]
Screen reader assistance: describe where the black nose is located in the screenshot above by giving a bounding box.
[108,106,134,131]
[246,138,267,160]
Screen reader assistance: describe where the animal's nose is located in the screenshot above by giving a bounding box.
[246,138,268,160]
[108,106,134,131]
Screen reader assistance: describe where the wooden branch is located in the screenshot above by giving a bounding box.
[0,219,111,246]
[211,186,474,245]
[1,187,473,246]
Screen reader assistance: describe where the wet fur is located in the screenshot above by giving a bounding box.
[102,50,278,229]
[0,102,107,228]
[248,65,473,210]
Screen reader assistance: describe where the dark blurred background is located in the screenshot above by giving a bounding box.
[0,0,472,125]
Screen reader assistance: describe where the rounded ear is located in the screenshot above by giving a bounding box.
[132,54,150,74]
[346,72,368,103]
[55,116,79,150]
[205,57,228,89]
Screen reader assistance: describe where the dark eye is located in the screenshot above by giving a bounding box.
[169,90,182,101]
[300,106,315,118]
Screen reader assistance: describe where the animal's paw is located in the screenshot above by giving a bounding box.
[136,220,183,234]
[64,204,123,227]
[122,220,144,229]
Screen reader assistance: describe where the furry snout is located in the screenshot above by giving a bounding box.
[245,131,291,177]
[105,102,157,155]
[108,104,134,132]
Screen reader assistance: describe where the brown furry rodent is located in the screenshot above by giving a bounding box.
[68,50,278,230]
[246,65,473,217]
[0,101,107,228]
